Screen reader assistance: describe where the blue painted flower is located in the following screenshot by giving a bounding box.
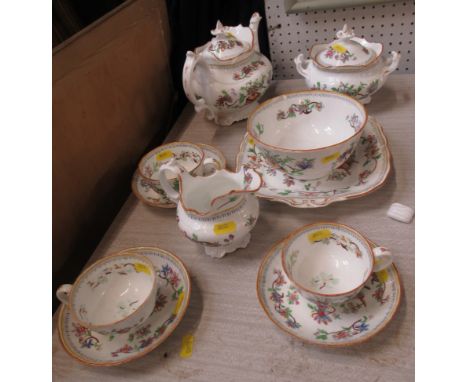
[295,158,314,170]
[354,320,369,332]
[286,319,301,329]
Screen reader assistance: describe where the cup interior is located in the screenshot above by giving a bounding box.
[283,224,372,295]
[250,91,366,150]
[71,255,155,326]
[139,143,203,181]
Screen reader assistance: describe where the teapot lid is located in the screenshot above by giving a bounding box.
[203,21,254,64]
[313,25,381,70]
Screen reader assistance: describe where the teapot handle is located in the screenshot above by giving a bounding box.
[183,51,206,108]
[158,159,184,203]
[383,51,401,77]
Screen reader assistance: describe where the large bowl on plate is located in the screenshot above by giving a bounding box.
[247,90,367,180]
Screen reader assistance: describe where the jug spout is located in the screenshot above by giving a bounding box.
[249,12,262,53]
[209,166,262,212]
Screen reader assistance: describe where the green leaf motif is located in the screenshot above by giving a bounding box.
[255,122,264,136]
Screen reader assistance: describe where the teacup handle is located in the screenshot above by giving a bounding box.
[372,247,393,272]
[158,159,184,202]
[56,284,73,305]
[200,157,221,176]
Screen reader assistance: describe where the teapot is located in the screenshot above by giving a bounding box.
[158,160,263,258]
[294,24,400,104]
[183,13,273,126]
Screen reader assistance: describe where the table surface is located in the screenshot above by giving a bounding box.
[53,76,414,382]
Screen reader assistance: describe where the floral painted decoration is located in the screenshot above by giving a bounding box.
[310,80,379,100]
[208,33,243,54]
[309,230,362,258]
[346,113,362,131]
[324,43,357,64]
[268,269,301,329]
[276,99,323,120]
[233,60,265,80]
[237,116,389,208]
[142,151,201,179]
[215,73,270,109]
[257,242,400,346]
[59,248,190,366]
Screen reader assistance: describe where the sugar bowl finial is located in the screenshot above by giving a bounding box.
[336,24,355,40]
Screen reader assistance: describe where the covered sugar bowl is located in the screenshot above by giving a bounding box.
[294,24,400,104]
[183,13,273,126]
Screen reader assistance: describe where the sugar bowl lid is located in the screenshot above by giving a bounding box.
[203,21,254,63]
[312,25,382,70]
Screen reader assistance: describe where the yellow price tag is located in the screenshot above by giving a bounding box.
[321,152,340,164]
[134,263,151,275]
[376,269,388,283]
[213,221,237,235]
[172,291,185,315]
[156,150,174,161]
[308,229,332,243]
[180,334,194,359]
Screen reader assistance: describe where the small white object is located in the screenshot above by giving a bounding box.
[387,203,414,223]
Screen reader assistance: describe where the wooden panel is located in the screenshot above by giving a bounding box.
[52,0,173,274]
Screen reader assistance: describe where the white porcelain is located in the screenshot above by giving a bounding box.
[56,254,158,335]
[132,141,217,208]
[158,161,262,258]
[58,247,191,366]
[294,24,400,104]
[132,143,226,208]
[183,13,272,126]
[281,223,392,305]
[257,240,401,347]
[247,90,367,180]
[237,116,391,208]
[387,202,414,223]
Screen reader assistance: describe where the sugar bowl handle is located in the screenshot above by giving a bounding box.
[383,51,400,77]
[158,159,184,203]
[372,247,393,272]
[56,284,73,305]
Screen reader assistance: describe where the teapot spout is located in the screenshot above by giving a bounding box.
[249,12,262,53]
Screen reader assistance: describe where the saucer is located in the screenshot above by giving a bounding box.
[236,116,391,208]
[257,240,401,347]
[58,247,191,366]
[132,143,227,208]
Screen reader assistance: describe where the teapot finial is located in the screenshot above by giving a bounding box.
[336,24,355,40]
[211,20,224,36]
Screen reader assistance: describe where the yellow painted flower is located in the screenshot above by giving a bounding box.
[332,43,347,54]
[134,263,151,275]
[308,229,332,243]
[248,137,255,146]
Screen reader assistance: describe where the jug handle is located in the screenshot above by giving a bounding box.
[158,159,184,203]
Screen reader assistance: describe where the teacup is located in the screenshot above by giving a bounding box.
[137,141,217,194]
[247,90,367,180]
[56,253,158,334]
[281,222,392,304]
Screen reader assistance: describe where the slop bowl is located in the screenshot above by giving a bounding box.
[247,90,367,180]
